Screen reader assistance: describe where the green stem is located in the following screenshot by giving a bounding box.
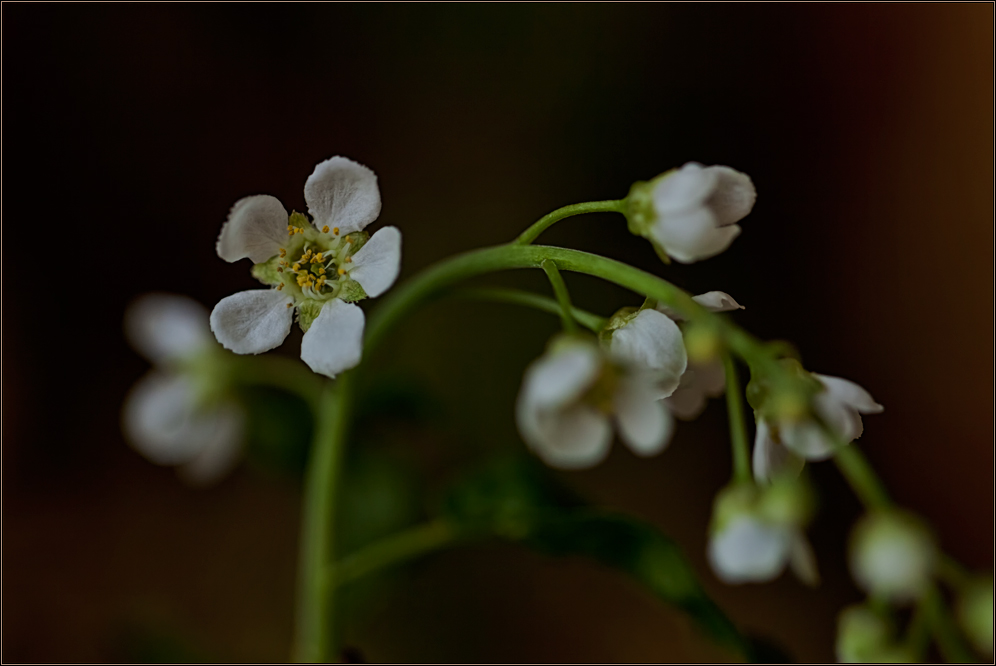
[450,287,607,333]
[541,259,577,333]
[722,354,752,484]
[514,199,627,245]
[923,584,977,663]
[293,373,354,663]
[905,597,932,658]
[832,445,892,511]
[332,521,458,589]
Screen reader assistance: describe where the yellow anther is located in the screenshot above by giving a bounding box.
[333,227,339,235]
[279,248,286,257]
[337,267,346,276]
[317,267,326,275]
[345,235,352,243]
[346,256,352,263]
[277,267,283,273]
[322,225,330,233]
[298,227,305,235]
[292,263,301,272]
[314,252,323,262]
[276,283,284,291]
[286,303,292,308]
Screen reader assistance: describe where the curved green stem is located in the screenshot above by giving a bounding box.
[332,520,458,589]
[293,373,354,663]
[832,445,892,511]
[923,584,977,663]
[541,259,577,334]
[514,199,627,245]
[450,287,607,333]
[722,354,752,484]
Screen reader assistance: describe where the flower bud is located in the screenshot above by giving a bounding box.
[836,604,916,663]
[849,511,937,603]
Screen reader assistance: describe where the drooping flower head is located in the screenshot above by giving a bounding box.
[211,157,401,378]
[123,293,244,485]
[750,363,884,482]
[516,335,679,470]
[627,162,756,263]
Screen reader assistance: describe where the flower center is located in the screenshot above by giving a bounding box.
[275,224,357,301]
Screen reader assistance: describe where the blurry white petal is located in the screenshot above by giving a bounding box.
[665,360,726,420]
[125,293,211,363]
[753,418,805,482]
[348,226,401,298]
[304,156,381,235]
[177,404,244,486]
[210,290,294,355]
[521,342,601,410]
[708,516,792,584]
[609,309,687,396]
[704,166,756,226]
[123,373,214,465]
[216,195,288,263]
[300,299,365,379]
[814,374,884,414]
[614,376,673,456]
[528,403,613,470]
[692,291,744,313]
[651,209,741,264]
[781,419,837,460]
[652,162,716,214]
[789,534,820,587]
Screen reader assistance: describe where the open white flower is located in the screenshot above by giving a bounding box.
[655,291,744,419]
[628,163,756,264]
[516,336,675,469]
[707,481,817,586]
[211,156,401,379]
[753,373,884,482]
[123,294,244,485]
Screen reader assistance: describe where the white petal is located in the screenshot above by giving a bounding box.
[651,209,741,264]
[614,376,673,456]
[177,404,244,486]
[781,419,838,460]
[813,374,884,414]
[210,290,294,355]
[813,390,865,442]
[348,226,401,298]
[122,373,215,465]
[521,342,601,411]
[304,156,381,235]
[789,534,820,587]
[300,299,365,379]
[527,403,613,470]
[703,166,756,226]
[216,195,288,263]
[708,516,792,584]
[692,291,744,313]
[125,293,211,363]
[609,309,687,396]
[665,361,726,420]
[753,418,805,482]
[651,162,716,214]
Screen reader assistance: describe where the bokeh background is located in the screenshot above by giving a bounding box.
[3,4,992,663]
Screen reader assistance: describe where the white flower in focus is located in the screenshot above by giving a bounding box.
[516,336,676,469]
[211,156,401,379]
[707,481,818,586]
[849,511,937,604]
[753,373,884,482]
[628,163,756,263]
[655,291,744,420]
[123,294,244,485]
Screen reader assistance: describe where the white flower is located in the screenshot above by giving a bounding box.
[849,511,937,604]
[123,294,244,485]
[516,336,676,469]
[642,163,756,263]
[707,481,818,586]
[753,373,884,482]
[211,156,401,379]
[655,291,744,420]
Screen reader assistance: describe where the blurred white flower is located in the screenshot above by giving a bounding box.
[754,373,884,482]
[211,156,401,379]
[849,511,937,604]
[639,163,756,263]
[123,294,244,485]
[516,336,676,469]
[655,291,744,420]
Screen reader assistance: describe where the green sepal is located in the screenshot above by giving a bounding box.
[251,256,284,287]
[288,210,309,230]
[597,306,639,345]
[297,299,323,332]
[625,178,656,237]
[337,278,368,303]
[344,230,370,255]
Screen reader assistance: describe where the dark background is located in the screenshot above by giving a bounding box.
[3,5,992,662]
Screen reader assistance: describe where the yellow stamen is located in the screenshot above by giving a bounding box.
[276,283,284,291]
[279,248,286,257]
[322,225,330,233]
[337,268,346,276]
[292,263,301,272]
[317,267,326,275]
[286,303,292,308]
[333,227,339,235]
[313,252,323,263]
[277,267,283,273]
[346,257,352,263]
[345,236,352,243]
